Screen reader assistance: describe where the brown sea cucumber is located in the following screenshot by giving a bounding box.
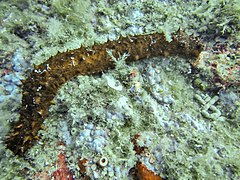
[5,31,203,156]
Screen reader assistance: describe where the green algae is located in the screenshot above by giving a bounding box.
[0,0,240,179]
[22,55,239,179]
[1,0,239,64]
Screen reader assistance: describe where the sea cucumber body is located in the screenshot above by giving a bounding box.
[5,31,203,155]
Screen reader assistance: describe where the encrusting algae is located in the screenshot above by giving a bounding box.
[5,31,203,156]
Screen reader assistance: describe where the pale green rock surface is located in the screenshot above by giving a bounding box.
[0,0,239,179]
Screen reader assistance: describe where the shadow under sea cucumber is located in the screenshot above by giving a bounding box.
[5,31,203,156]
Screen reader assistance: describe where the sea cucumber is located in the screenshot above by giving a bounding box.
[5,31,203,156]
